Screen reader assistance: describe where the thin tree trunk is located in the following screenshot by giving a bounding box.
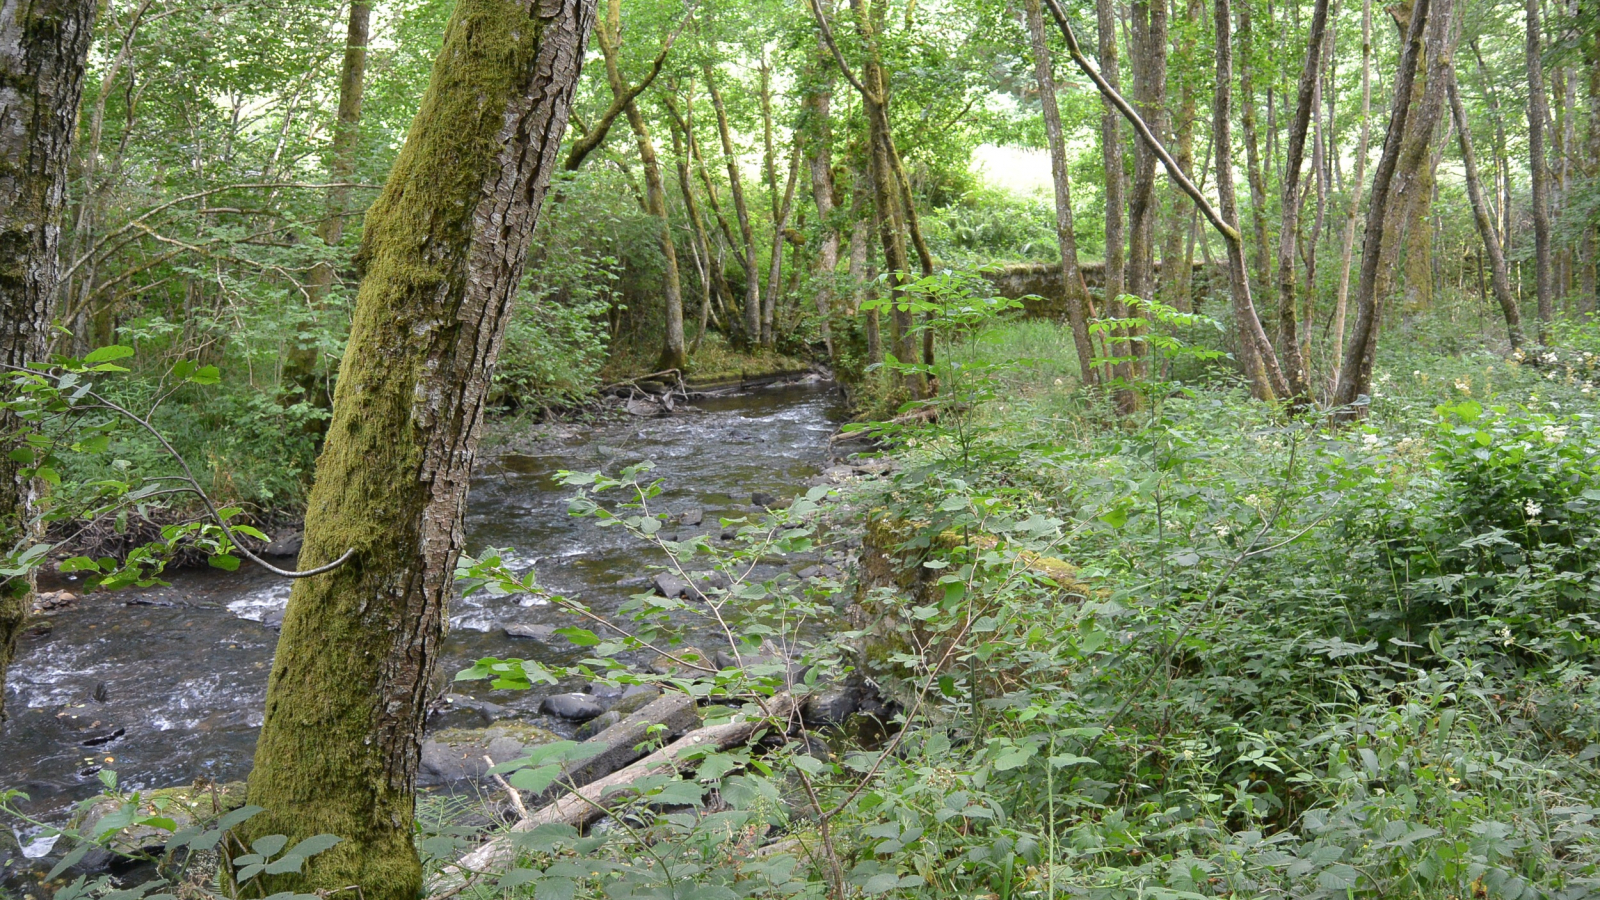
[241,2,592,896]
[1161,0,1203,313]
[848,168,880,364]
[763,140,802,348]
[669,97,722,352]
[286,0,370,410]
[1333,0,1450,413]
[758,53,780,347]
[1022,0,1099,387]
[1126,0,1167,312]
[1095,0,1129,377]
[704,62,762,346]
[0,0,99,723]
[1526,0,1555,341]
[594,3,685,370]
[1238,1,1273,290]
[1213,0,1289,400]
[1273,0,1332,401]
[1448,74,1522,345]
[1583,17,1599,317]
[805,28,841,360]
[1331,0,1372,391]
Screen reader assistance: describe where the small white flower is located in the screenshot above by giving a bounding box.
[1212,522,1231,538]
[1499,627,1514,647]
[1524,499,1542,518]
[1453,379,1470,393]
[1541,425,1567,443]
[1362,433,1380,449]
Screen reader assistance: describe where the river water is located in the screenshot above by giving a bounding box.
[0,381,845,836]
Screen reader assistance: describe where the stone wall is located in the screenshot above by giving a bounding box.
[984,260,1224,318]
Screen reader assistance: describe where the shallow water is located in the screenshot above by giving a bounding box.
[0,382,845,831]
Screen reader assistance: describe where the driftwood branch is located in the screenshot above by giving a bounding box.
[434,692,797,893]
[1038,0,1239,245]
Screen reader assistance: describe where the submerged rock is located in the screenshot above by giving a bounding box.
[541,692,604,721]
[504,622,557,641]
[679,508,704,526]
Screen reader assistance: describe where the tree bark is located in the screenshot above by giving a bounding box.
[1448,73,1523,346]
[804,30,841,360]
[1525,0,1554,341]
[594,0,685,370]
[241,1,592,897]
[1095,0,1130,380]
[0,0,100,723]
[1212,0,1290,400]
[1331,0,1371,390]
[1238,1,1273,290]
[1127,0,1167,311]
[667,97,724,352]
[1273,0,1332,401]
[1022,0,1099,387]
[1332,0,1449,413]
[763,140,802,348]
[704,63,763,346]
[1160,0,1203,313]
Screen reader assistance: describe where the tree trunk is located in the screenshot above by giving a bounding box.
[704,63,762,346]
[594,1,685,370]
[1331,0,1371,391]
[805,30,841,360]
[1273,0,1332,402]
[1583,18,1599,317]
[1238,1,1273,291]
[0,0,99,723]
[241,2,592,897]
[1161,0,1203,313]
[1126,0,1167,310]
[1214,0,1290,401]
[758,53,781,347]
[763,141,802,348]
[1095,0,1129,376]
[668,99,723,352]
[285,0,370,410]
[1448,73,1523,346]
[848,169,880,364]
[1022,0,1099,388]
[1525,0,1555,341]
[1333,0,1452,413]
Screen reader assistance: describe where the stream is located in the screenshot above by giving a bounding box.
[0,380,847,845]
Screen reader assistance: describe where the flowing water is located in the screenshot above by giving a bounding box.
[0,381,845,841]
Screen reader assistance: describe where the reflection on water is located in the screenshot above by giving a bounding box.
[0,382,844,826]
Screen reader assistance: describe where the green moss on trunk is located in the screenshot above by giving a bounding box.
[238,1,593,897]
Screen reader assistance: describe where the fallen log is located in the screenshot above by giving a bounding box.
[433,692,797,892]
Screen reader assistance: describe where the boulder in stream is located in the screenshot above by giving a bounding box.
[419,722,561,785]
[264,532,303,558]
[504,622,557,641]
[678,508,704,526]
[541,692,604,721]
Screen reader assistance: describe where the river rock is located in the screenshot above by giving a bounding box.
[262,606,286,630]
[800,679,882,728]
[751,491,778,509]
[720,528,738,540]
[264,532,303,558]
[652,572,690,598]
[678,508,704,526]
[504,622,557,641]
[573,710,621,740]
[614,684,661,713]
[541,692,604,721]
[74,782,248,856]
[428,693,514,730]
[419,722,561,785]
[647,646,712,676]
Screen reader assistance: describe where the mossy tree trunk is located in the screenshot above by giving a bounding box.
[0,0,99,723]
[241,1,593,897]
